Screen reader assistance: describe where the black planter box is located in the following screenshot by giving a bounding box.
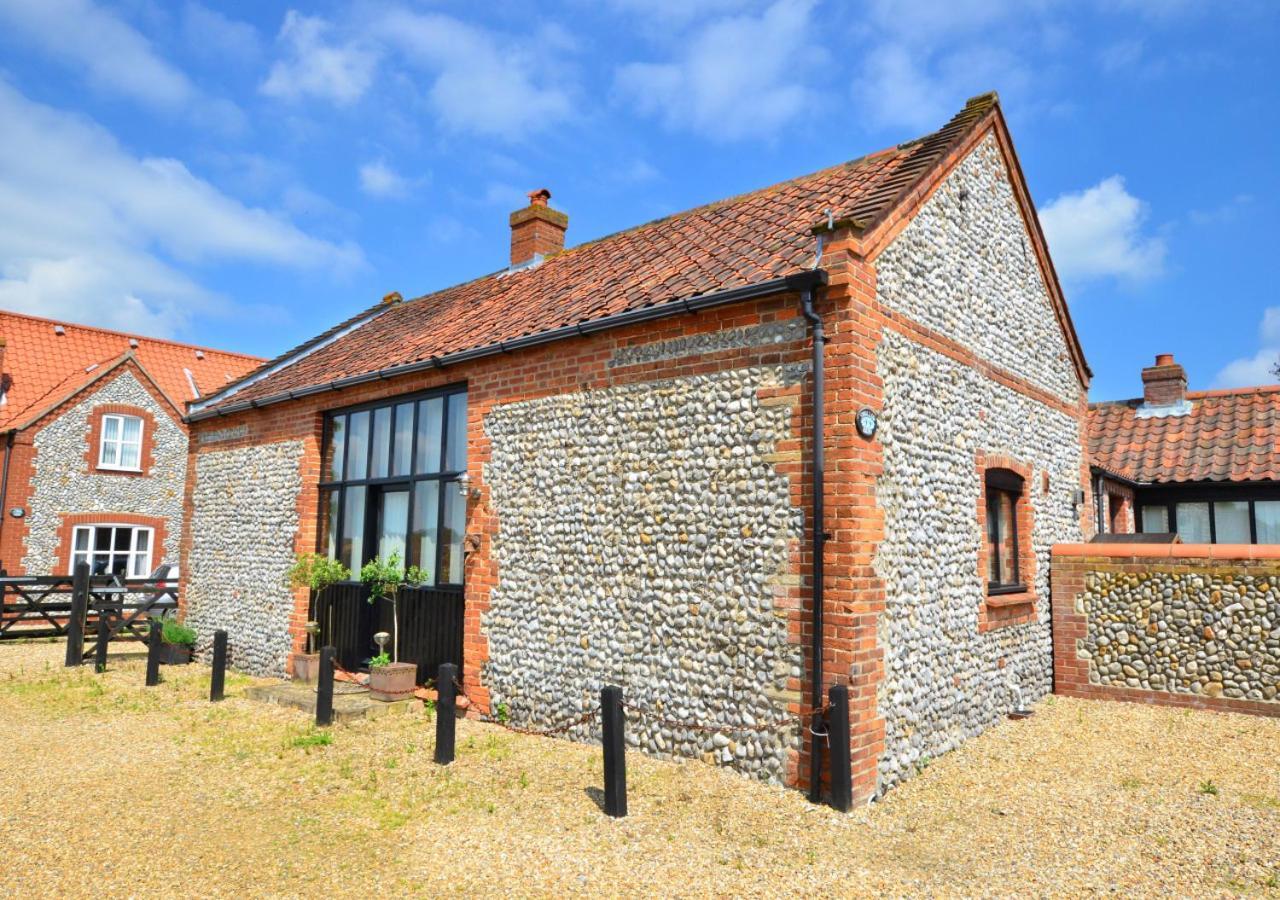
[159,643,193,665]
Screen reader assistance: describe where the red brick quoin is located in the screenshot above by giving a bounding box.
[1051,543,1280,719]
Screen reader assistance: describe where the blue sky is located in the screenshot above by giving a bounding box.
[0,0,1275,401]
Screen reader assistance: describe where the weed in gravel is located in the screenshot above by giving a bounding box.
[291,730,333,749]
[1120,776,1144,790]
[1199,780,1220,796]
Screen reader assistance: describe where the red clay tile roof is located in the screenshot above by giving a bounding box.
[196,94,1024,415]
[0,310,263,429]
[1089,386,1280,484]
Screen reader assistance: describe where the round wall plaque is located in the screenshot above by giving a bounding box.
[855,408,878,439]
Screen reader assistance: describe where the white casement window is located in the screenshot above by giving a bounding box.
[98,413,144,471]
[70,525,154,578]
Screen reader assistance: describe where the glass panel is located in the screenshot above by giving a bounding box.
[415,398,443,474]
[328,415,346,481]
[71,552,87,573]
[410,481,439,578]
[109,555,128,579]
[121,415,142,444]
[441,481,466,584]
[94,528,111,552]
[131,553,148,578]
[341,486,367,570]
[995,491,1018,585]
[392,403,414,477]
[1141,505,1169,533]
[135,530,150,554]
[91,554,109,576]
[1175,502,1211,543]
[445,393,468,472]
[100,438,118,466]
[102,416,120,442]
[346,411,370,480]
[370,406,392,479]
[377,489,410,563]
[114,528,131,551]
[320,490,339,560]
[986,492,1001,583]
[1214,500,1251,544]
[120,441,141,469]
[74,528,90,552]
[1256,501,1280,543]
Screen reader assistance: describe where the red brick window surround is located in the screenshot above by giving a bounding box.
[54,512,167,578]
[85,405,156,477]
[976,453,1037,632]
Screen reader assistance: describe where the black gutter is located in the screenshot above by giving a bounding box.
[801,284,828,804]
[188,271,831,422]
[0,430,12,570]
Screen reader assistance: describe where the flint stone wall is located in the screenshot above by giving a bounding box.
[1079,569,1279,703]
[872,133,1086,793]
[24,370,186,574]
[482,365,806,783]
[184,441,303,676]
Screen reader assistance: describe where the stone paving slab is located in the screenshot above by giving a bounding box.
[245,680,420,722]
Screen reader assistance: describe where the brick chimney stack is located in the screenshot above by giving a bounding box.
[509,188,567,267]
[1142,353,1187,407]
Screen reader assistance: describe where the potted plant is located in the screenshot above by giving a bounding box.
[287,552,350,682]
[159,618,196,665]
[360,552,426,701]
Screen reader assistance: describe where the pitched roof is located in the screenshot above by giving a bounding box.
[195,94,1047,418]
[0,309,263,429]
[1089,386,1280,484]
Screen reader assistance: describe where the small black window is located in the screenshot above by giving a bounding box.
[986,468,1024,594]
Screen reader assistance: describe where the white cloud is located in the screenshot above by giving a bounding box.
[0,80,361,336]
[614,0,818,140]
[358,160,424,200]
[261,10,378,105]
[183,2,262,66]
[1039,176,1166,283]
[1214,308,1280,388]
[604,0,760,26]
[373,10,574,138]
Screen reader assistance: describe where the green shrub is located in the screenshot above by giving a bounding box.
[161,619,196,646]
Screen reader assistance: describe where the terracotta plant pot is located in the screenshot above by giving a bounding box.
[159,643,192,665]
[291,652,320,683]
[368,662,417,701]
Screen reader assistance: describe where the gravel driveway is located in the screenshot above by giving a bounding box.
[1,641,1276,897]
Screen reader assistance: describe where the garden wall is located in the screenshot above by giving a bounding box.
[1051,544,1280,717]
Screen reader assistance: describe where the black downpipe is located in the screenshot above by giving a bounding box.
[801,287,827,804]
[0,430,13,568]
[1092,473,1105,535]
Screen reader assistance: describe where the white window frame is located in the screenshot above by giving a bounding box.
[97,413,144,472]
[69,524,155,579]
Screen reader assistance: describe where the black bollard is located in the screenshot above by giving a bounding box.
[210,629,228,702]
[94,610,109,673]
[315,645,335,727]
[827,684,852,812]
[601,685,627,818]
[64,562,90,667]
[434,663,457,765]
[144,617,163,687]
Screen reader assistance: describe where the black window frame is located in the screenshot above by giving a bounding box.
[319,383,468,586]
[985,468,1026,595]
[1134,482,1280,545]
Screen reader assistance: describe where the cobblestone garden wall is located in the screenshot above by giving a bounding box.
[482,364,806,783]
[1053,546,1280,717]
[184,441,303,676]
[24,371,186,573]
[872,133,1087,792]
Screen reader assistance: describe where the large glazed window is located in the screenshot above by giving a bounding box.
[320,387,467,584]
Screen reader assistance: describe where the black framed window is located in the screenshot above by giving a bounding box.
[985,468,1025,594]
[320,386,467,585]
[1137,491,1280,544]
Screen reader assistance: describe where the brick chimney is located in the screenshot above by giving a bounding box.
[1142,353,1187,407]
[509,188,567,267]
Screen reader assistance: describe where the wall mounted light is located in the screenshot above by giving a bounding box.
[455,471,481,501]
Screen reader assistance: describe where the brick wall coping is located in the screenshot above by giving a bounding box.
[1052,542,1280,560]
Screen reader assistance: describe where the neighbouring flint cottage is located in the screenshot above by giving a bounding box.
[181,93,1097,802]
[1091,353,1280,543]
[0,311,261,578]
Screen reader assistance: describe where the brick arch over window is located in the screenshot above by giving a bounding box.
[84,404,158,477]
[975,452,1037,632]
[53,512,168,576]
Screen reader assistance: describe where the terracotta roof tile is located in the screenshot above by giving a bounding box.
[198,95,1003,414]
[1089,386,1280,483]
[0,310,263,429]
